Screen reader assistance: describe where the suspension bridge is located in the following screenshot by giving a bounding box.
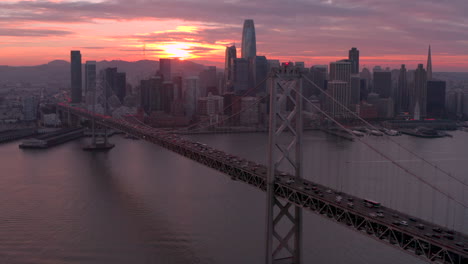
[53,66,467,264]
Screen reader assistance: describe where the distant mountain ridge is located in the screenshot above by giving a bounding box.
[0,59,207,88]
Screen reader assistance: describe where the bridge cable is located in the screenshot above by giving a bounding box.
[301,74,468,189]
[290,79,468,209]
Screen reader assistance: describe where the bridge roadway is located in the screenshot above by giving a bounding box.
[58,103,468,264]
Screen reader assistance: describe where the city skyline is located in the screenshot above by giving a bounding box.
[1,0,467,71]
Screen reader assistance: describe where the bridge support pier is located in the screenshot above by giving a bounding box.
[266,66,303,264]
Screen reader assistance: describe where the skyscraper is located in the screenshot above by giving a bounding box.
[326,81,351,119]
[396,64,408,113]
[329,60,351,83]
[348,47,359,74]
[85,61,96,96]
[224,45,237,92]
[70,50,82,103]
[427,80,446,118]
[159,59,172,81]
[427,45,433,81]
[373,70,392,98]
[309,65,327,96]
[232,58,249,94]
[412,64,427,118]
[184,76,200,118]
[115,72,126,103]
[255,56,268,94]
[241,19,256,59]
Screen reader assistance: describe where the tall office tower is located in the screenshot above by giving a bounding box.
[348,47,359,74]
[224,45,237,92]
[140,77,163,114]
[412,64,427,118]
[360,67,372,92]
[84,61,96,97]
[241,19,257,90]
[159,59,172,81]
[373,71,392,98]
[241,19,256,59]
[115,72,126,103]
[199,66,218,97]
[329,60,351,83]
[309,65,328,96]
[70,50,82,103]
[232,58,249,95]
[350,74,361,105]
[427,45,433,81]
[326,81,352,119]
[103,67,117,98]
[255,56,268,94]
[396,64,408,113]
[184,76,200,118]
[427,80,446,118]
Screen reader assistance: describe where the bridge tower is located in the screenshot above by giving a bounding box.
[265,66,303,264]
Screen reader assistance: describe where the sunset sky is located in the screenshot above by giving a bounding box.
[1,0,467,71]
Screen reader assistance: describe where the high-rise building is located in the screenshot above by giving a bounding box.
[162,81,175,114]
[184,76,200,118]
[241,19,256,59]
[140,77,163,114]
[115,72,126,103]
[396,64,408,113]
[255,56,268,94]
[224,45,237,92]
[427,80,446,118]
[326,81,352,119]
[232,58,249,94]
[70,50,82,103]
[159,59,172,81]
[411,64,427,118]
[350,74,361,105]
[427,45,433,81]
[84,61,96,97]
[348,47,359,74]
[199,66,217,97]
[360,67,372,92]
[329,60,351,83]
[103,67,117,98]
[309,65,327,96]
[241,19,257,90]
[373,71,392,98]
[102,68,126,103]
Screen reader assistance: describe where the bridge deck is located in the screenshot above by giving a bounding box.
[57,103,468,264]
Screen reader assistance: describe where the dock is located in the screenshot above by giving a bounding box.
[19,128,84,149]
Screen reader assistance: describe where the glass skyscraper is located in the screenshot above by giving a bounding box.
[70,50,82,103]
[241,19,256,59]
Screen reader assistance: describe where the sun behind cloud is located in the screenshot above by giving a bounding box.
[160,43,192,59]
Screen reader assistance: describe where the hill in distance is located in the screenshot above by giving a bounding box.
[0,59,207,88]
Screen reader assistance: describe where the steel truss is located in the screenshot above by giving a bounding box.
[265,66,303,264]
